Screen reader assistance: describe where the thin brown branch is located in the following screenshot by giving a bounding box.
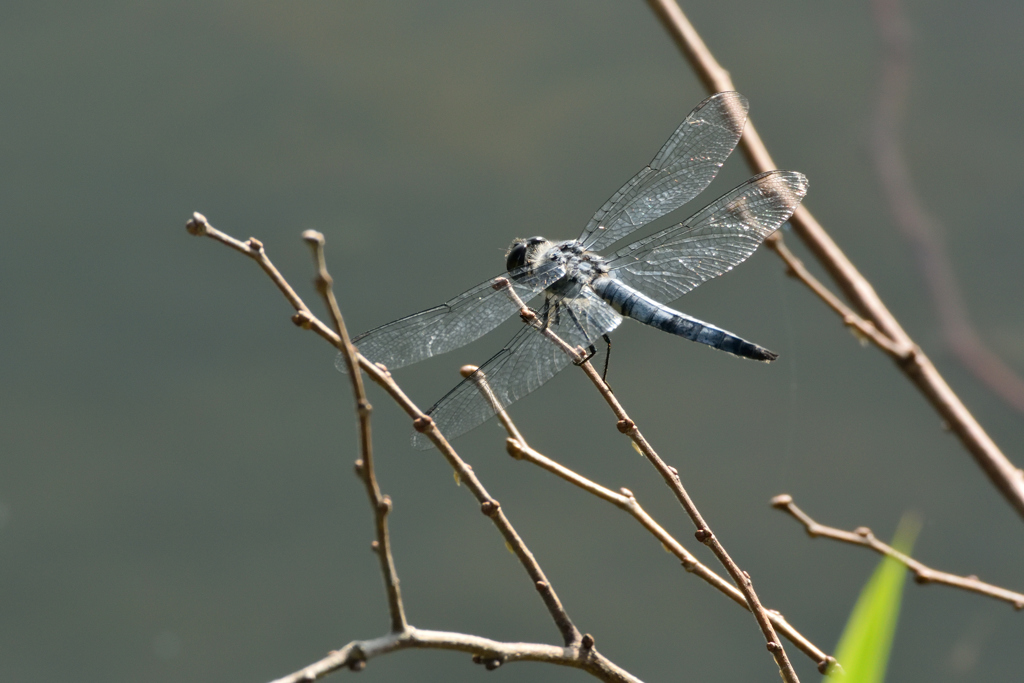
[764,238,905,359]
[186,215,582,648]
[869,0,1024,414]
[301,229,406,633]
[504,437,834,672]
[267,627,640,683]
[772,495,1024,609]
[645,0,1024,520]
[490,281,802,681]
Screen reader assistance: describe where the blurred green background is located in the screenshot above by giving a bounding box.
[2,1,1022,681]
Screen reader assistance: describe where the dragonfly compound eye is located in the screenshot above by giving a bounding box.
[506,241,529,272]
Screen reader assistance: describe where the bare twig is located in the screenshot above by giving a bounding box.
[461,360,832,668]
[645,0,1024,520]
[267,627,640,683]
[772,495,1024,609]
[869,0,1024,414]
[186,215,584,650]
[506,435,834,672]
[491,281,802,681]
[301,229,406,633]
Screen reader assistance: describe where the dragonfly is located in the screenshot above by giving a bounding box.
[348,92,808,449]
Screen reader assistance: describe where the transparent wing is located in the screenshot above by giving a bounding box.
[578,91,749,253]
[604,171,808,304]
[412,290,622,449]
[348,260,566,371]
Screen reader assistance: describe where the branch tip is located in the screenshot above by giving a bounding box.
[185,212,209,236]
[818,656,838,675]
[770,494,793,508]
[301,229,325,245]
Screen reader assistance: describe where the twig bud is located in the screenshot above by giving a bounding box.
[480,500,500,517]
[484,658,502,670]
[246,237,264,252]
[818,656,838,674]
[460,365,479,378]
[766,641,780,653]
[292,311,313,329]
[347,659,366,672]
[770,494,793,508]
[616,419,634,433]
[370,540,379,552]
[302,229,325,245]
[854,526,872,537]
[535,581,548,592]
[581,634,595,650]
[354,459,365,476]
[185,212,209,236]
[378,495,392,514]
[412,416,433,433]
[694,528,713,543]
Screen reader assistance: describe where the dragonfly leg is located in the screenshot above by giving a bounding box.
[600,334,612,382]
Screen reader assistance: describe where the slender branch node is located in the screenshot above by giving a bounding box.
[412,415,433,432]
[505,438,526,460]
[357,398,372,417]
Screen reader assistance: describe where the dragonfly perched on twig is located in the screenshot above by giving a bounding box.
[346,92,808,449]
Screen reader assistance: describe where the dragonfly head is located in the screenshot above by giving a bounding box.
[505,236,548,273]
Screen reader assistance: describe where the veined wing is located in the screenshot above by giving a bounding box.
[349,260,566,371]
[578,92,749,253]
[604,171,808,304]
[412,289,622,449]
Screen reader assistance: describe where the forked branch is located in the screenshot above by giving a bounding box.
[490,279,804,682]
[645,0,1024,520]
[186,214,644,680]
[267,627,640,683]
[773,495,1024,609]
